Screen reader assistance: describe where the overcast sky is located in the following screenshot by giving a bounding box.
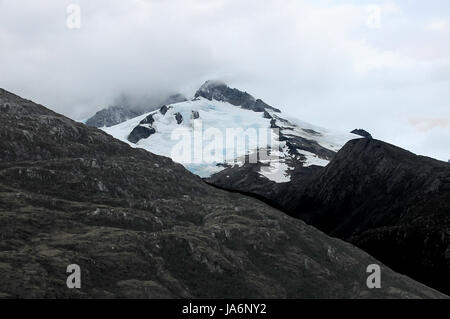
[1,0,449,161]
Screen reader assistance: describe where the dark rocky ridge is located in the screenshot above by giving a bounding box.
[195,81,281,113]
[0,88,445,298]
[292,138,450,295]
[351,129,373,139]
[207,158,324,212]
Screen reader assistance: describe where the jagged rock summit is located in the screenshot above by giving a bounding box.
[195,80,282,113]
[351,129,373,139]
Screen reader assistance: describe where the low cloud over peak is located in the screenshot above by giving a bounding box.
[0,0,449,161]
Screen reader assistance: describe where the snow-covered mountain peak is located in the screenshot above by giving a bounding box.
[103,84,360,182]
[103,97,277,177]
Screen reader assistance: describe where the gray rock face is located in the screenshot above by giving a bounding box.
[126,114,158,144]
[86,105,142,128]
[192,110,200,119]
[85,94,187,128]
[0,88,445,299]
[195,81,281,113]
[140,114,155,125]
[128,125,156,144]
[160,105,169,115]
[351,129,373,139]
[174,112,183,125]
[292,138,450,295]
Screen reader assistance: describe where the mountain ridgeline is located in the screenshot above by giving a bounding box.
[98,81,449,295]
[195,80,282,113]
[0,88,446,298]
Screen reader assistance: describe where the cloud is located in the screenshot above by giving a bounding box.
[408,117,450,131]
[0,0,449,161]
[426,20,448,31]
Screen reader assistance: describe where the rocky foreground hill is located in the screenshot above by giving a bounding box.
[292,138,450,295]
[0,88,446,298]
